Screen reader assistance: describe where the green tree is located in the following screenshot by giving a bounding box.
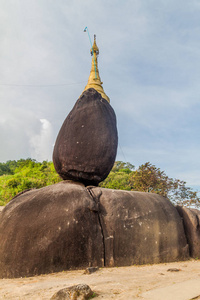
[112,161,135,173]
[129,162,171,196]
[100,161,134,190]
[129,162,200,207]
[0,159,62,205]
[0,160,18,176]
[101,161,200,208]
[0,159,199,208]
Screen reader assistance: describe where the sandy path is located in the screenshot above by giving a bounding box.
[0,259,200,300]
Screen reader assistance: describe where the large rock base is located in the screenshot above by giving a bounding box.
[176,206,200,259]
[0,181,189,278]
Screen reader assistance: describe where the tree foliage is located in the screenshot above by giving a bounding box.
[100,161,134,191]
[100,161,200,208]
[0,159,61,206]
[0,159,199,208]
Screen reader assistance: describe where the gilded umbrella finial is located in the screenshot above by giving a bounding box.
[82,35,110,103]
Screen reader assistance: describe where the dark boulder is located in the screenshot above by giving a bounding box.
[53,88,118,186]
[50,284,93,300]
[176,206,200,258]
[0,181,104,278]
[0,183,189,278]
[90,187,189,266]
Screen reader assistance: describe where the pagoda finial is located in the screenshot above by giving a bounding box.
[91,34,99,58]
[82,35,110,103]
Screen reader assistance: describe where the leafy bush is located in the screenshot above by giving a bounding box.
[100,161,200,208]
[0,159,199,208]
[0,159,61,205]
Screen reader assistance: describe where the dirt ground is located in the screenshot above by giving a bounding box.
[0,259,200,300]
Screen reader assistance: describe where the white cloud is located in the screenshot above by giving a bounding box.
[30,119,53,162]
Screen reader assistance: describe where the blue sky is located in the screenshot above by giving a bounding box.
[0,0,200,191]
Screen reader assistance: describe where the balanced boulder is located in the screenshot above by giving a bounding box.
[53,88,118,186]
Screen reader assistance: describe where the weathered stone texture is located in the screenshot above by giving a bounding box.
[90,187,189,266]
[50,284,93,300]
[53,88,118,186]
[0,183,190,278]
[0,181,104,278]
[176,206,200,258]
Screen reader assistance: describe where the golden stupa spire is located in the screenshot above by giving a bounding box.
[83,35,110,103]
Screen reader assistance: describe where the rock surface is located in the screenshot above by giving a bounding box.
[50,284,93,300]
[0,182,189,278]
[53,88,118,186]
[176,206,200,258]
[89,187,189,266]
[0,181,104,278]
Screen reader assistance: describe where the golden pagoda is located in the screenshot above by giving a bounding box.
[82,35,110,103]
